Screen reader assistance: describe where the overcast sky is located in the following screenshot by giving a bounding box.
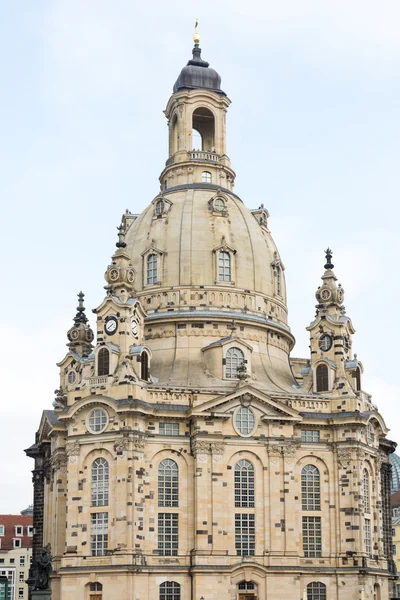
[1,1,399,513]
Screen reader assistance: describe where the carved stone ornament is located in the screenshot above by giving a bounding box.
[65,441,80,463]
[114,437,130,455]
[50,450,68,473]
[282,444,297,463]
[131,432,147,450]
[266,445,282,463]
[240,393,253,407]
[337,448,352,468]
[191,439,210,457]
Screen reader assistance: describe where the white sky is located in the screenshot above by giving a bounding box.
[0,1,399,513]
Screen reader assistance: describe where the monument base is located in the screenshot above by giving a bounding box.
[32,590,52,600]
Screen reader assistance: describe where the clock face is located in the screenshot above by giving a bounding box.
[319,334,332,351]
[105,317,118,335]
[131,319,138,338]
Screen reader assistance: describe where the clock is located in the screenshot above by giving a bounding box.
[320,288,331,301]
[70,329,79,340]
[105,316,118,335]
[131,319,139,338]
[319,334,332,351]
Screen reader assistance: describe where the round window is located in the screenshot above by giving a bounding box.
[214,198,225,212]
[67,371,76,385]
[87,409,108,434]
[235,406,256,436]
[319,334,332,352]
[155,200,165,215]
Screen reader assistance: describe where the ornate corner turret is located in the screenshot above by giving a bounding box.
[66,292,94,356]
[104,221,136,302]
[301,249,370,409]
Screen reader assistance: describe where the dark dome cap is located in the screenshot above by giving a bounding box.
[173,46,225,95]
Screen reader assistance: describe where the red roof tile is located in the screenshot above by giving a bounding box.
[0,515,33,552]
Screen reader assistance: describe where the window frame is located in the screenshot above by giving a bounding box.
[225,347,245,380]
[234,459,255,508]
[159,581,181,600]
[315,363,329,392]
[218,250,231,282]
[233,406,256,437]
[146,253,158,286]
[90,512,109,557]
[201,171,212,184]
[301,430,320,443]
[307,582,326,600]
[158,459,179,508]
[13,538,22,549]
[15,526,23,537]
[87,408,109,435]
[159,423,179,436]
[97,347,110,377]
[235,513,255,556]
[157,513,178,556]
[302,516,322,558]
[91,458,110,507]
[301,465,321,511]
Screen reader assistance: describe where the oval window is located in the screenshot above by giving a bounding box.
[235,406,255,436]
[87,409,108,434]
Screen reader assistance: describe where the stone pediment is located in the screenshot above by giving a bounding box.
[190,385,302,422]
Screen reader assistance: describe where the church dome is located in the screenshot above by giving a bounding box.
[173,46,224,95]
[390,453,400,493]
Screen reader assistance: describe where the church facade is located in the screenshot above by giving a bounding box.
[26,31,396,600]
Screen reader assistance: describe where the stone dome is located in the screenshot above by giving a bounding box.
[173,46,224,95]
[390,453,400,493]
[123,187,297,392]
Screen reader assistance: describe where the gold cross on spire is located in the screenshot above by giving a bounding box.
[193,18,200,46]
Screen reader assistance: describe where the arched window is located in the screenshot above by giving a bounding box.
[218,250,231,281]
[355,367,361,391]
[366,423,375,446]
[363,469,370,513]
[158,459,179,507]
[193,107,215,151]
[192,128,202,150]
[276,265,282,296]
[155,199,165,215]
[202,171,212,184]
[301,465,321,511]
[160,582,180,600]
[92,458,109,507]
[226,347,244,378]
[307,582,326,600]
[316,364,329,392]
[97,348,109,376]
[147,254,158,285]
[141,351,149,380]
[235,460,255,507]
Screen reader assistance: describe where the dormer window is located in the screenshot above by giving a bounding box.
[218,251,231,282]
[147,254,158,285]
[155,199,165,216]
[202,171,212,184]
[214,198,225,212]
[316,364,329,392]
[276,265,282,296]
[226,347,245,379]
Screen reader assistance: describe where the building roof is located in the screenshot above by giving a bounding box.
[0,515,32,551]
[391,489,400,508]
[390,452,400,494]
[173,46,224,95]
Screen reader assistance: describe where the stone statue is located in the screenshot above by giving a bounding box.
[34,545,52,590]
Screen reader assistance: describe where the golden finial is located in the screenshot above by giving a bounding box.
[193,18,200,46]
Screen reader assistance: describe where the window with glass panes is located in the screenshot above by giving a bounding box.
[301,465,321,511]
[235,406,255,436]
[363,469,370,513]
[226,347,244,379]
[90,513,108,556]
[235,513,255,556]
[302,516,322,557]
[147,254,158,285]
[301,430,320,443]
[158,513,178,556]
[159,423,179,436]
[88,409,107,433]
[234,460,255,507]
[159,581,180,600]
[158,459,179,507]
[18,573,24,582]
[218,250,231,281]
[365,518,371,555]
[91,458,109,507]
[307,582,326,600]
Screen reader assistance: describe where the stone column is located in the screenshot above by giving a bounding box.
[191,439,212,556]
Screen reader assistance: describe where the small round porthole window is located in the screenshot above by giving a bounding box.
[155,199,165,215]
[87,409,108,434]
[67,371,76,385]
[214,198,225,212]
[234,406,256,436]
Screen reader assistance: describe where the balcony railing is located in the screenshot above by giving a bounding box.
[189,150,219,162]
[89,376,109,386]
